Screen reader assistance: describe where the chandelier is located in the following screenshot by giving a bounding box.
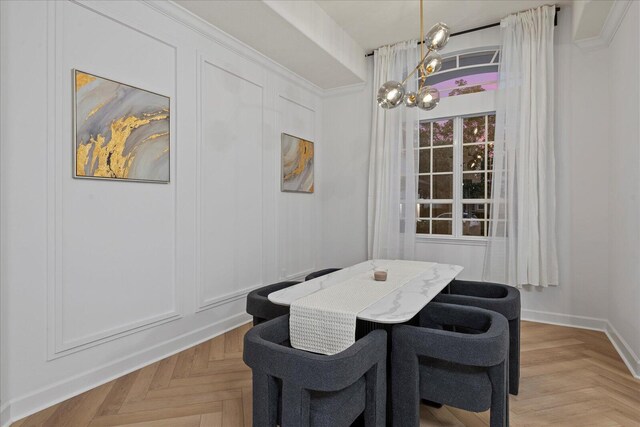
[376,0,450,111]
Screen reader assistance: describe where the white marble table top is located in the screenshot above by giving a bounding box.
[268,260,464,324]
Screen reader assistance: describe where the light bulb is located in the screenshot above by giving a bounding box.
[425,22,451,51]
[424,52,442,74]
[377,81,405,109]
[416,86,440,110]
[404,92,417,108]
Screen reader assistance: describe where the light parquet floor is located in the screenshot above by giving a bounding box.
[12,321,640,427]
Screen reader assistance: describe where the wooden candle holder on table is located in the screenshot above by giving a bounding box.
[374,270,387,281]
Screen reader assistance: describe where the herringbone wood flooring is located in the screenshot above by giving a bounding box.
[12,321,640,426]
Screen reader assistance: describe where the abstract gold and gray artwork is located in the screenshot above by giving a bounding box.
[281,133,314,193]
[74,70,170,182]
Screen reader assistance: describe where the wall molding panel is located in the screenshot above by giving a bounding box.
[276,94,318,280]
[46,0,182,359]
[195,50,265,313]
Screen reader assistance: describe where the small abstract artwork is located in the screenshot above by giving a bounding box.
[281,133,314,193]
[73,70,170,183]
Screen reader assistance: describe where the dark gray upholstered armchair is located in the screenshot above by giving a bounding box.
[244,315,387,427]
[305,268,342,281]
[392,303,509,427]
[246,281,300,326]
[434,279,521,395]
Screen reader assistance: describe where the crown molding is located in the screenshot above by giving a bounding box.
[321,82,368,98]
[574,0,632,52]
[144,1,324,97]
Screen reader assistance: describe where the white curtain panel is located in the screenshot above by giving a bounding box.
[483,5,559,287]
[367,41,419,260]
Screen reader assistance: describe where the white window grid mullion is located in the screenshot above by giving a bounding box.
[418,199,453,204]
[429,64,498,79]
[430,122,434,231]
[461,199,491,203]
[453,117,463,238]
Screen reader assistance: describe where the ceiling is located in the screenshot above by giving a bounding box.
[175,0,367,89]
[316,0,574,52]
[174,0,616,89]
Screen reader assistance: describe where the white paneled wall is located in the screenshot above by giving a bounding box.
[319,75,372,269]
[55,0,180,356]
[277,95,318,279]
[607,0,640,374]
[198,52,265,310]
[0,0,322,422]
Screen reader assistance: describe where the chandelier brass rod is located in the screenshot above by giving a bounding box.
[400,47,433,86]
[419,0,424,78]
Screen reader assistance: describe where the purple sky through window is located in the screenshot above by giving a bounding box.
[431,72,498,98]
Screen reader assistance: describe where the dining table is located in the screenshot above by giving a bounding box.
[268,259,464,425]
[269,259,463,326]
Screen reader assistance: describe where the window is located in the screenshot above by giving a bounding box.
[415,46,499,240]
[425,49,499,99]
[416,113,495,238]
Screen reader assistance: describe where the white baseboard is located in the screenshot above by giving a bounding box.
[522,309,640,379]
[2,312,252,427]
[605,322,640,379]
[521,309,608,331]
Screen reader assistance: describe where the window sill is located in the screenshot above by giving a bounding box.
[416,235,488,246]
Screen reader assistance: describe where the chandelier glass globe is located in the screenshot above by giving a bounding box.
[416,85,440,110]
[377,81,405,109]
[425,22,451,51]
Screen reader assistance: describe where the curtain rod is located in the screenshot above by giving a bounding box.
[364,6,560,58]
